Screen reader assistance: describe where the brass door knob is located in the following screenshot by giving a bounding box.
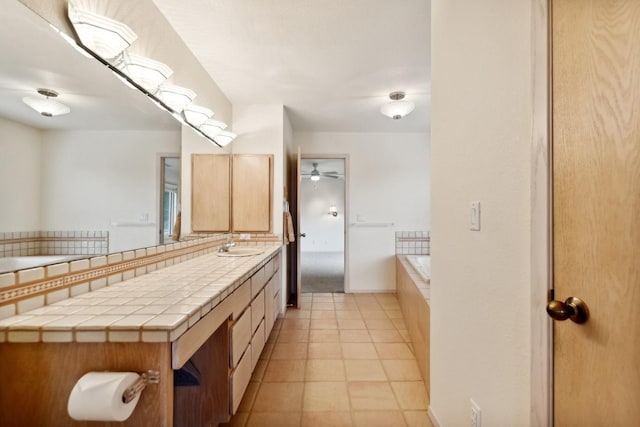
[546,296,589,324]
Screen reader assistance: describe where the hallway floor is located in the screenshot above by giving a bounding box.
[224,293,434,427]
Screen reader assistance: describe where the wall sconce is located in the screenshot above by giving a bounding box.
[199,118,227,138]
[155,84,196,113]
[328,206,338,217]
[116,53,173,92]
[67,2,138,60]
[183,104,214,127]
[213,130,237,147]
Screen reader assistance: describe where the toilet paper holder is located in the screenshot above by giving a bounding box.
[122,370,160,404]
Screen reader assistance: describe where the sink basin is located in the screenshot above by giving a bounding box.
[215,247,266,257]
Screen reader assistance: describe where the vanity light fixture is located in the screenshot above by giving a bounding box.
[116,53,173,92]
[199,118,227,138]
[155,84,196,113]
[67,1,138,60]
[22,88,70,117]
[183,104,214,127]
[328,205,338,217]
[213,130,237,147]
[380,91,415,120]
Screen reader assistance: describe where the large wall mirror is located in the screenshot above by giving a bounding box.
[0,0,184,271]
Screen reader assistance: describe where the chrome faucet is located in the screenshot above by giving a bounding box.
[218,238,236,252]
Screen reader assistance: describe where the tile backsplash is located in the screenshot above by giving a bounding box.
[0,231,108,257]
[395,231,430,255]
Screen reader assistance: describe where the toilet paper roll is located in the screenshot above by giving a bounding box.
[67,372,141,422]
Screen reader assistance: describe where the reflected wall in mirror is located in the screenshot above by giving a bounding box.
[0,0,182,270]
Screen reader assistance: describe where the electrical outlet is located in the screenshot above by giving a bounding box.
[470,399,481,427]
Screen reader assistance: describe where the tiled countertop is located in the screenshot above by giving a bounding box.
[0,245,281,344]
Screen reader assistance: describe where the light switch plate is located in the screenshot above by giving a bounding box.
[470,201,481,231]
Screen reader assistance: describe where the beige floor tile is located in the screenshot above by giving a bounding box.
[356,302,383,311]
[246,411,302,427]
[334,302,359,310]
[252,359,268,382]
[398,329,412,342]
[391,382,429,410]
[348,382,399,410]
[271,342,308,360]
[312,302,335,311]
[252,382,304,412]
[277,329,310,343]
[263,359,306,382]
[260,342,275,360]
[286,309,311,319]
[339,330,372,343]
[311,310,337,319]
[308,342,343,359]
[332,293,352,301]
[311,318,338,330]
[238,381,260,412]
[364,318,397,330]
[375,342,415,359]
[337,318,367,330]
[309,329,340,343]
[312,297,335,303]
[378,301,401,311]
[369,329,404,343]
[305,359,346,381]
[303,381,351,411]
[384,309,404,319]
[341,342,378,359]
[313,293,334,298]
[403,410,435,427]
[335,310,362,320]
[299,302,312,310]
[344,359,387,381]
[359,310,389,320]
[392,317,408,329]
[280,318,310,330]
[301,411,353,427]
[352,411,407,427]
[381,359,424,381]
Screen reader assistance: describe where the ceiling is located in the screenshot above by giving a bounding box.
[152,0,430,133]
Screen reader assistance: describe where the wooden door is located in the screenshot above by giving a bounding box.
[232,154,273,232]
[191,154,230,232]
[552,0,640,424]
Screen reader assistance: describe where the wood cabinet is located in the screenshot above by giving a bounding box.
[191,154,273,233]
[191,154,231,232]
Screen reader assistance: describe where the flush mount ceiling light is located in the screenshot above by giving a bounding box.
[183,104,214,127]
[22,88,70,117]
[380,91,415,120]
[67,1,137,60]
[199,119,227,138]
[155,84,197,113]
[213,130,237,147]
[116,54,173,92]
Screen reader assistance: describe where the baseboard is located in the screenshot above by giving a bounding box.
[428,406,441,427]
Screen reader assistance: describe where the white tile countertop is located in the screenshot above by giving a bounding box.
[0,245,281,344]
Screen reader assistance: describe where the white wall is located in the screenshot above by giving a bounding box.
[430,0,531,425]
[0,117,42,232]
[295,132,430,292]
[300,176,344,252]
[41,129,180,252]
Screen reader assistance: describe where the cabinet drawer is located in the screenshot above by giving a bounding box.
[251,319,266,372]
[230,343,252,415]
[231,307,251,368]
[232,279,251,320]
[251,289,265,333]
[250,267,267,298]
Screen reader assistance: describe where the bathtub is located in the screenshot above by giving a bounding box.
[406,255,430,283]
[0,256,81,274]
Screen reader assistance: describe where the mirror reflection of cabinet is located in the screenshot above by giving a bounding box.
[191,154,272,232]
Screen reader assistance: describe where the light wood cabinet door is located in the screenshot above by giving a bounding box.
[191,154,231,232]
[232,154,272,232]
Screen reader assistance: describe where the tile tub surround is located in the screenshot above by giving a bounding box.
[0,230,109,257]
[0,243,281,344]
[395,231,430,255]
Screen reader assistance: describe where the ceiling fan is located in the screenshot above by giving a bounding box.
[301,162,341,181]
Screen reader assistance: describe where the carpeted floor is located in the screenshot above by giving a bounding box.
[301,251,344,293]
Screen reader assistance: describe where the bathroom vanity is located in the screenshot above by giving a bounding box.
[0,246,282,427]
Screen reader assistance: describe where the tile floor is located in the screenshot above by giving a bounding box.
[223,292,434,427]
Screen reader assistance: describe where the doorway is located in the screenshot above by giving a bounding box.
[159,156,180,244]
[299,157,346,293]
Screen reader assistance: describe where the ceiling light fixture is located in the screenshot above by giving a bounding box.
[22,88,70,117]
[116,53,173,92]
[199,119,227,139]
[213,131,237,147]
[155,84,196,113]
[67,2,138,60]
[183,104,214,127]
[380,91,415,120]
